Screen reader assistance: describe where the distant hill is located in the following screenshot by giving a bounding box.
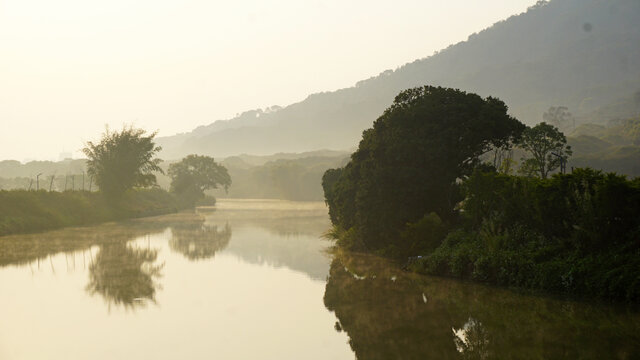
[157,0,640,160]
[208,151,350,201]
[568,116,640,176]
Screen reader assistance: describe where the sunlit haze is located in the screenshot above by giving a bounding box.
[1,0,535,161]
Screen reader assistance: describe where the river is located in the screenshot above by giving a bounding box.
[0,199,638,359]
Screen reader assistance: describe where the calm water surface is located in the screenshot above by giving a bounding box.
[0,199,638,359]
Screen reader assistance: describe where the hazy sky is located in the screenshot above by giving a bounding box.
[0,0,536,161]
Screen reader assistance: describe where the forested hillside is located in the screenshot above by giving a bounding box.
[157,0,640,160]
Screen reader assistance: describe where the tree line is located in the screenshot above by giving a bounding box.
[82,126,230,207]
[0,126,231,236]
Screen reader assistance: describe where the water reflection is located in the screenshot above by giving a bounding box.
[169,220,232,261]
[86,242,164,310]
[1,201,639,359]
[0,219,170,269]
[197,204,332,280]
[0,201,353,360]
[324,252,640,360]
[452,318,490,360]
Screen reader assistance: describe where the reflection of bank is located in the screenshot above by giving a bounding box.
[324,252,640,360]
[0,218,174,311]
[323,256,493,359]
[323,256,456,360]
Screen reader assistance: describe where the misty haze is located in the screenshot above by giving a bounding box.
[1,1,639,359]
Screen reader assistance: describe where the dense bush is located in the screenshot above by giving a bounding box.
[415,169,640,302]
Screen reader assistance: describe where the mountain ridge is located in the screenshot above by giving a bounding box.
[157,0,640,160]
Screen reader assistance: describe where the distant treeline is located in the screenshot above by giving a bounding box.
[0,151,349,202]
[208,154,349,201]
[0,174,94,192]
[0,159,87,190]
[0,127,232,237]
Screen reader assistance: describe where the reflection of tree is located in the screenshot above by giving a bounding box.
[452,318,490,360]
[169,221,231,261]
[86,243,163,310]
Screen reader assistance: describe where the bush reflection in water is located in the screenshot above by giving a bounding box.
[324,252,640,360]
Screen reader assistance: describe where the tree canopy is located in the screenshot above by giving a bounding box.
[518,122,572,179]
[168,155,231,204]
[82,126,163,198]
[323,86,525,251]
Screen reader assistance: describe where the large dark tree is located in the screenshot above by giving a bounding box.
[323,86,525,251]
[83,126,163,198]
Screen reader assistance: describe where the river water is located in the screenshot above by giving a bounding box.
[0,199,638,359]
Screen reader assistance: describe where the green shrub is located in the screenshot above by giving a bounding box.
[415,169,640,302]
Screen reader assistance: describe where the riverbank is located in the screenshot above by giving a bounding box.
[325,169,640,303]
[409,170,640,303]
[0,188,184,237]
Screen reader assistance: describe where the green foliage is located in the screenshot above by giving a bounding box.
[0,189,180,237]
[168,154,231,206]
[323,225,365,252]
[398,213,447,258]
[518,122,572,179]
[321,168,343,224]
[419,169,640,302]
[83,126,163,198]
[324,86,524,253]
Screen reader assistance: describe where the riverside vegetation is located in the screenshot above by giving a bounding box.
[322,86,640,302]
[0,127,230,237]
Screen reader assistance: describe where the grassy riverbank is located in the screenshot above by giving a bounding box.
[0,189,183,236]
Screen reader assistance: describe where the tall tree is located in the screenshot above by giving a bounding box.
[323,86,525,251]
[518,122,572,179]
[82,126,163,198]
[168,154,231,204]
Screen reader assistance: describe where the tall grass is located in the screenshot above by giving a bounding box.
[0,188,181,236]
